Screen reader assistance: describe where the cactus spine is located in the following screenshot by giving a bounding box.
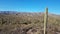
[44,8,48,34]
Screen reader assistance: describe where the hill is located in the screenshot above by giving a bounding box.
[0,11,60,34]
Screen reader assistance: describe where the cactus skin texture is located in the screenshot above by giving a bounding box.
[44,8,48,34]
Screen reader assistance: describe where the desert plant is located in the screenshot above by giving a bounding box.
[44,7,48,34]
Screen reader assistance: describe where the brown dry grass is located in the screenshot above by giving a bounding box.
[0,12,60,34]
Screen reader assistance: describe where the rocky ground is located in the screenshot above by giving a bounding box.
[0,12,60,34]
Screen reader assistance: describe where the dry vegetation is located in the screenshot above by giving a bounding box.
[0,12,60,34]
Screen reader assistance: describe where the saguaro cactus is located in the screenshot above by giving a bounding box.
[44,8,48,34]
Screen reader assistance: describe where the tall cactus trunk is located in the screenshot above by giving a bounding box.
[44,8,48,34]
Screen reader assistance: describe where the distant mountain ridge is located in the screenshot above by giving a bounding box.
[0,11,60,19]
[0,11,19,14]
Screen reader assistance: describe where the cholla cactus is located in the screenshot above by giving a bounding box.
[44,8,48,34]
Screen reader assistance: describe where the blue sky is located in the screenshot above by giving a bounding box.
[0,0,60,14]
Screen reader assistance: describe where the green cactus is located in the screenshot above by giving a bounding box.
[44,8,48,34]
